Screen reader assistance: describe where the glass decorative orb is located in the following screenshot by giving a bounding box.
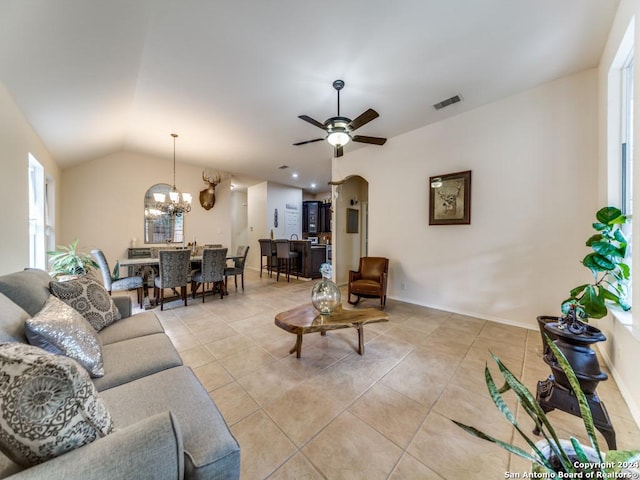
[312,262,340,314]
[311,277,341,314]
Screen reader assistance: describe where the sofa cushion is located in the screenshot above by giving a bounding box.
[98,311,165,345]
[25,296,104,377]
[0,269,51,317]
[0,343,113,467]
[92,333,182,391]
[50,276,121,331]
[0,293,29,344]
[100,366,240,480]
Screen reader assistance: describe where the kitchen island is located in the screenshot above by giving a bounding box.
[290,240,327,279]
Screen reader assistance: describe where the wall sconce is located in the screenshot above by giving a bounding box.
[350,198,358,206]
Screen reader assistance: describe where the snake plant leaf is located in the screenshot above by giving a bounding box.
[450,421,550,468]
[570,437,594,470]
[490,353,573,470]
[545,336,603,463]
[484,365,552,467]
[596,206,623,224]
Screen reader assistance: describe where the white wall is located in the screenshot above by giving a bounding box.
[61,151,232,266]
[0,81,61,274]
[230,189,248,254]
[334,69,598,330]
[247,181,268,270]
[246,181,302,271]
[596,0,640,425]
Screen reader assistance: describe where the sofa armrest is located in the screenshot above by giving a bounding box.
[112,296,132,319]
[7,412,184,480]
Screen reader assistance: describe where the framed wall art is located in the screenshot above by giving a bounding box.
[429,170,471,225]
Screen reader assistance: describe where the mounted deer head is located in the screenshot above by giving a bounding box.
[199,172,222,210]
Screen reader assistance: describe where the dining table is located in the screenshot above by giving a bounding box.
[116,254,240,308]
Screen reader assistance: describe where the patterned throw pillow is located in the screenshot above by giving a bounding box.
[25,296,104,377]
[49,275,121,331]
[0,343,113,467]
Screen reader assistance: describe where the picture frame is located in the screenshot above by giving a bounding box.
[346,208,359,233]
[428,170,471,225]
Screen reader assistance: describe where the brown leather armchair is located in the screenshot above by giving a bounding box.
[348,257,389,309]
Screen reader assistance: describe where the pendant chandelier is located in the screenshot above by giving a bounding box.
[154,133,192,216]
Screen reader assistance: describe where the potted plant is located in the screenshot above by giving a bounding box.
[452,336,640,476]
[47,239,99,278]
[560,206,630,331]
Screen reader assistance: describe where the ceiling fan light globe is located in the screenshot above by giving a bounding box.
[327,131,350,147]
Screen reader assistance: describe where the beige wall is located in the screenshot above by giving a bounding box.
[0,81,61,274]
[61,151,232,265]
[334,69,598,329]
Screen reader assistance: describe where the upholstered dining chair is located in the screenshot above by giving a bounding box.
[91,249,144,308]
[154,249,192,310]
[348,256,389,309]
[191,247,228,302]
[275,239,299,282]
[224,246,250,291]
[258,239,276,278]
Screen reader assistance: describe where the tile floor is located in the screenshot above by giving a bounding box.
[133,270,640,479]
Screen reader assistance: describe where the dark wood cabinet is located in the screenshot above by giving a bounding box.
[303,201,331,234]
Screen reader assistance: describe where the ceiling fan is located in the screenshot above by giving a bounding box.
[293,80,387,157]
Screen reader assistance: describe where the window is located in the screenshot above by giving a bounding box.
[28,154,55,271]
[28,154,45,269]
[621,50,634,216]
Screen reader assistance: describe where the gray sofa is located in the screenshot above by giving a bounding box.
[0,269,240,480]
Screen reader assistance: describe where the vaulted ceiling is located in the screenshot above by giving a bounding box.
[0,1,618,192]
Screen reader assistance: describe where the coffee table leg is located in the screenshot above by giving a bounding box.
[357,325,364,355]
[289,334,303,358]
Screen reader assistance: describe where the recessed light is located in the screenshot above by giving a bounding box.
[292,173,298,179]
[310,183,317,189]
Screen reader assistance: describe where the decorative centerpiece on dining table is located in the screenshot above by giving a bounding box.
[311,263,341,314]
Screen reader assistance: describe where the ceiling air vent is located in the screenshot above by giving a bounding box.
[278,165,289,170]
[433,95,462,111]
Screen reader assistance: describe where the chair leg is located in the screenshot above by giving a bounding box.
[160,289,164,311]
[234,275,238,291]
[138,287,143,309]
[182,286,187,307]
[219,281,224,299]
[241,273,244,291]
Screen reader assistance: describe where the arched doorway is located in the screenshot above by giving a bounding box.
[333,175,369,285]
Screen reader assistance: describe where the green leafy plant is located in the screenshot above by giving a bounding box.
[47,239,99,278]
[452,337,639,476]
[561,206,630,321]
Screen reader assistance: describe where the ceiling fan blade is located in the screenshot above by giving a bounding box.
[348,108,379,131]
[336,145,343,157]
[352,135,387,145]
[298,115,326,130]
[293,138,325,146]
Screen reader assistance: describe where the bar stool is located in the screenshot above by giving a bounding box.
[275,239,299,282]
[258,239,276,278]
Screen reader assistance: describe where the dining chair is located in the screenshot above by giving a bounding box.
[191,247,228,302]
[347,256,389,309]
[154,249,192,310]
[224,246,249,291]
[275,239,299,282]
[91,249,144,308]
[258,239,276,278]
